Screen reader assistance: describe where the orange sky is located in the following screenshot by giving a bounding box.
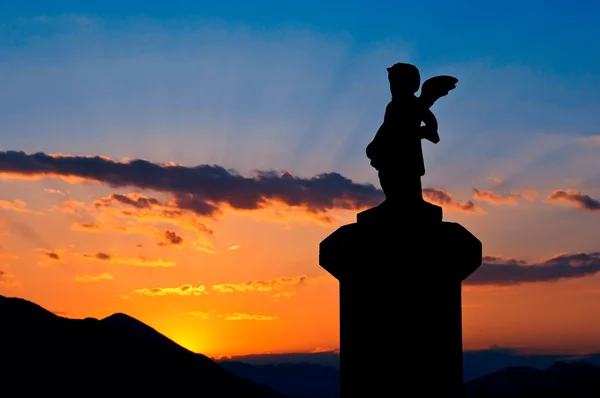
[2,162,600,357]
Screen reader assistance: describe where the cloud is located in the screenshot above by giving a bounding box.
[59,194,215,253]
[0,270,19,287]
[224,313,278,321]
[0,150,383,216]
[135,275,334,299]
[578,135,600,145]
[228,245,240,251]
[75,272,113,282]
[212,275,308,294]
[158,230,183,247]
[82,252,176,267]
[135,284,208,296]
[546,189,600,211]
[212,274,334,298]
[0,199,34,213]
[89,193,214,235]
[36,249,65,264]
[188,310,278,321]
[472,188,537,205]
[2,151,483,229]
[45,251,61,261]
[71,222,101,231]
[422,188,483,214]
[44,188,65,195]
[465,252,600,286]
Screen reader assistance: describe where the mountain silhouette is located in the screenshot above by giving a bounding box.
[218,353,600,398]
[220,361,340,398]
[1,294,283,396]
[465,361,600,397]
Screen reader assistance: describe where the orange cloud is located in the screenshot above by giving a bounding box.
[422,188,483,214]
[59,194,215,253]
[75,272,114,282]
[135,284,208,296]
[212,274,334,298]
[578,135,600,145]
[0,199,33,213]
[71,222,101,232]
[93,193,213,234]
[472,188,537,205]
[222,199,355,227]
[82,252,176,267]
[311,347,339,353]
[188,310,278,321]
[212,275,308,294]
[134,275,334,299]
[546,189,600,211]
[44,188,65,195]
[224,313,278,321]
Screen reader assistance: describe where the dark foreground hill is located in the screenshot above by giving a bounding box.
[1,294,283,396]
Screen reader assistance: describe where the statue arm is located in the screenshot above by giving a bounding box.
[420,109,440,144]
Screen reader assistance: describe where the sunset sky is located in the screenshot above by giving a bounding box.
[2,1,600,358]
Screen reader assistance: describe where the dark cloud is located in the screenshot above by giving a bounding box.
[83,252,111,261]
[423,188,481,213]
[159,230,183,246]
[45,251,60,261]
[465,252,600,286]
[547,189,600,211]
[76,222,100,230]
[0,151,384,215]
[95,193,160,209]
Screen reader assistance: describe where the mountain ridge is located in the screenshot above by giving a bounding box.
[1,294,283,396]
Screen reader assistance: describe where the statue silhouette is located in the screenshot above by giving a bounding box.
[319,63,482,397]
[366,62,458,207]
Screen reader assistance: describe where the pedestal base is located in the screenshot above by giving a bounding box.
[319,220,482,397]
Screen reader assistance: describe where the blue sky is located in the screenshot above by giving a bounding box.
[2,0,600,74]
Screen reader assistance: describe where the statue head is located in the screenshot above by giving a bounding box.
[387,63,420,97]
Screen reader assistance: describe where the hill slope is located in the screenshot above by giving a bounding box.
[1,295,283,396]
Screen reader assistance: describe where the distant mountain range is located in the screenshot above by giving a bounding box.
[218,356,600,398]
[3,294,600,397]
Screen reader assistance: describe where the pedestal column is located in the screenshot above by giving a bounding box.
[319,203,482,396]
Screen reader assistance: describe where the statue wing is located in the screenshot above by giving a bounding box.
[419,75,458,108]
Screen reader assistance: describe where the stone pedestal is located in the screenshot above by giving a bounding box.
[319,202,482,396]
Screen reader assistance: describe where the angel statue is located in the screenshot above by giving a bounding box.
[366,62,458,206]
